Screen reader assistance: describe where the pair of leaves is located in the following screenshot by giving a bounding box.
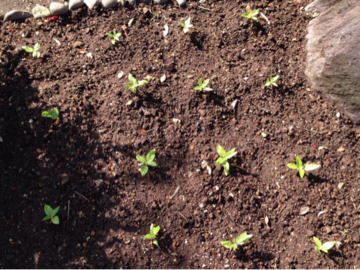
[313,237,340,254]
[287,156,321,178]
[215,144,237,176]
[22,43,41,58]
[242,5,259,21]
[265,75,279,87]
[43,205,60,225]
[42,108,59,120]
[194,78,213,92]
[179,17,193,33]
[144,224,160,247]
[221,232,253,251]
[136,149,157,176]
[106,32,122,45]
[125,73,148,94]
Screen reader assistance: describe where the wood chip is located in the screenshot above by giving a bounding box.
[138,128,147,136]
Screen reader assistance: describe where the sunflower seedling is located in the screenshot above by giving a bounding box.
[287,156,321,179]
[144,224,160,247]
[215,144,237,176]
[106,32,122,45]
[194,78,213,92]
[221,232,252,251]
[136,149,157,176]
[43,205,60,225]
[42,108,59,120]
[265,75,279,87]
[22,43,41,58]
[242,5,259,22]
[313,237,341,254]
[179,17,193,33]
[125,74,148,94]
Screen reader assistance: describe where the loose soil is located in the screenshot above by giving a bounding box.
[1,0,360,268]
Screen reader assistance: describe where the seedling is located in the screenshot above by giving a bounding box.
[194,78,213,92]
[125,73,148,94]
[22,43,41,58]
[144,224,160,247]
[313,237,341,254]
[106,32,122,45]
[215,144,237,176]
[221,232,253,251]
[43,205,60,225]
[136,149,157,176]
[42,108,59,120]
[179,17,193,33]
[265,75,279,87]
[287,156,321,179]
[242,5,259,22]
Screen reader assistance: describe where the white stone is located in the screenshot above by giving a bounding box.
[102,0,117,8]
[69,0,84,10]
[49,2,69,15]
[32,6,51,19]
[84,0,101,9]
[177,0,186,6]
[4,10,33,21]
[154,0,168,3]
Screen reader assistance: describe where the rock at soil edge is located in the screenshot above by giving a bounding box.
[102,0,117,8]
[84,0,101,9]
[32,6,51,19]
[177,0,186,6]
[305,0,341,13]
[305,0,360,124]
[4,10,33,21]
[69,0,84,10]
[154,0,168,4]
[49,2,69,15]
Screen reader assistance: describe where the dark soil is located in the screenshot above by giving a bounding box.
[1,0,360,268]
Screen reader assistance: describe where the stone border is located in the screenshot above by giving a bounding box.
[3,0,187,21]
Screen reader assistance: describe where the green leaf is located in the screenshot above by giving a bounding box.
[140,165,148,176]
[22,46,34,53]
[146,149,156,162]
[147,161,157,167]
[153,239,159,247]
[314,246,321,253]
[296,156,302,167]
[138,80,148,86]
[106,33,115,38]
[44,205,53,216]
[287,163,298,170]
[52,216,60,225]
[202,79,209,87]
[125,84,132,89]
[111,39,116,45]
[225,148,237,160]
[313,237,322,248]
[43,215,52,221]
[194,86,202,91]
[273,75,279,81]
[320,246,329,253]
[215,157,225,166]
[304,163,321,171]
[265,81,271,87]
[34,43,40,51]
[136,155,147,164]
[144,233,154,240]
[132,88,137,94]
[235,232,253,245]
[216,144,226,158]
[221,241,235,250]
[42,108,59,120]
[322,241,335,251]
[51,206,60,217]
[299,168,305,179]
[273,82,278,87]
[223,161,230,176]
[152,225,160,236]
[179,22,185,28]
[198,78,202,86]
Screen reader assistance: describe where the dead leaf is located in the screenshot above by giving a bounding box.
[299,206,309,215]
[138,128,147,136]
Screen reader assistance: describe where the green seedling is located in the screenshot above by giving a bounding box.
[265,75,279,87]
[22,43,41,58]
[194,78,213,92]
[313,237,341,254]
[221,232,253,251]
[136,149,157,176]
[179,17,193,33]
[125,73,148,94]
[242,5,259,22]
[215,144,237,176]
[106,32,122,45]
[43,204,60,225]
[42,108,59,120]
[287,156,321,179]
[144,224,160,247]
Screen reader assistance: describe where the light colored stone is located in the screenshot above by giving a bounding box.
[117,0,125,5]
[32,6,51,19]
[102,0,117,8]
[4,10,32,21]
[69,0,84,10]
[305,0,360,124]
[154,0,168,4]
[49,2,69,15]
[305,0,341,13]
[177,0,186,6]
[84,0,100,9]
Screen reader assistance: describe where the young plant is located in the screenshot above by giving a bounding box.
[287,156,321,179]
[42,108,59,120]
[22,43,41,58]
[125,73,148,94]
[144,224,160,247]
[265,75,279,87]
[242,5,259,22]
[221,232,253,251]
[215,144,237,176]
[106,32,122,45]
[179,17,193,33]
[43,205,60,225]
[313,237,341,254]
[136,149,157,176]
[194,78,213,92]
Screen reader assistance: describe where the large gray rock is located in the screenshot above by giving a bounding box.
[102,0,117,8]
[69,0,84,10]
[177,0,186,6]
[305,0,360,123]
[32,5,51,19]
[305,0,341,13]
[4,10,32,21]
[84,0,100,9]
[154,0,168,4]
[49,2,69,15]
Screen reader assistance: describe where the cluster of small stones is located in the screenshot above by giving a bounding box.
[3,0,187,21]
